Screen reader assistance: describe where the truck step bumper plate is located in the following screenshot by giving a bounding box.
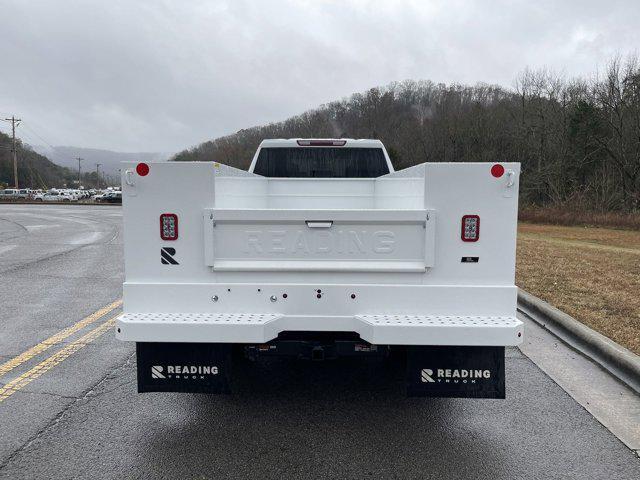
[117,313,523,346]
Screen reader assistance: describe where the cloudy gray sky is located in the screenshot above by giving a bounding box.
[0,0,638,153]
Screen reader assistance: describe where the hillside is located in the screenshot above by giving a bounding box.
[32,145,171,179]
[174,59,640,213]
[0,131,78,189]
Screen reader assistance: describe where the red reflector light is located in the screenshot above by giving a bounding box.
[490,164,504,178]
[136,163,150,176]
[461,215,480,242]
[297,140,346,146]
[160,213,178,240]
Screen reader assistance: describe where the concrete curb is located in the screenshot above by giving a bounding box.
[517,289,640,394]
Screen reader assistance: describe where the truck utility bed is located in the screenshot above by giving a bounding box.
[116,159,522,346]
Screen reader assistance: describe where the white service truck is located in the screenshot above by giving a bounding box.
[116,139,522,398]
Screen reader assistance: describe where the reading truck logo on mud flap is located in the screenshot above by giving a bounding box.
[151,365,219,380]
[421,368,491,384]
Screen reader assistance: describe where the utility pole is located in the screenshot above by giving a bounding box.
[3,116,21,188]
[96,163,102,188]
[76,157,83,186]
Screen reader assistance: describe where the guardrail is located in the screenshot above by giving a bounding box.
[518,289,640,394]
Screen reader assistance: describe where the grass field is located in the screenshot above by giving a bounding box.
[516,223,640,355]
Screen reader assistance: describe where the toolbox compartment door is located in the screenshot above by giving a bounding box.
[203,208,435,273]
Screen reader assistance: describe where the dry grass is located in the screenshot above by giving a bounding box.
[519,206,640,231]
[517,222,640,355]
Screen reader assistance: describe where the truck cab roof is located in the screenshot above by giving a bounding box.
[258,138,386,149]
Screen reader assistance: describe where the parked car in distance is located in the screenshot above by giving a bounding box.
[73,189,90,200]
[36,190,73,202]
[59,189,79,201]
[0,189,19,198]
[100,191,122,203]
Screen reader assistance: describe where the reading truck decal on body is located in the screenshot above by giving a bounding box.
[243,229,396,255]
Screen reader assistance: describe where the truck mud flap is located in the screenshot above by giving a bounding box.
[406,346,505,398]
[136,342,232,394]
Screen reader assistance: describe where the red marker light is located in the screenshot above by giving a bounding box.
[160,213,178,240]
[491,164,504,178]
[136,163,150,176]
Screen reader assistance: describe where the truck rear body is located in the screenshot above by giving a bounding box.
[117,139,522,398]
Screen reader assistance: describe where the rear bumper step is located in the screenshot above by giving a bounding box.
[116,313,522,346]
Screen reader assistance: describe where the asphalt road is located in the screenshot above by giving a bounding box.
[0,204,638,479]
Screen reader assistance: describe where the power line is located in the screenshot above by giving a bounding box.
[10,119,65,165]
[1,117,56,152]
[20,121,56,150]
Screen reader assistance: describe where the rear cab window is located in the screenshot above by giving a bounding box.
[253,147,390,178]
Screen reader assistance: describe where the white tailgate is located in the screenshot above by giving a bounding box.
[203,208,435,272]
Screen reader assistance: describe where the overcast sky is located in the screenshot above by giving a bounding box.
[0,0,638,153]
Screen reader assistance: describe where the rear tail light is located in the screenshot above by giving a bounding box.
[461,215,480,242]
[296,140,346,146]
[160,214,178,240]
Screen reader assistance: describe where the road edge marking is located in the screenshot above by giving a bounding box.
[0,316,117,403]
[0,299,122,377]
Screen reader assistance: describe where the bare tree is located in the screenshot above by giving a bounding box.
[171,55,640,213]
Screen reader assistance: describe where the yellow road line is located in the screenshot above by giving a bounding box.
[0,316,117,403]
[0,299,122,378]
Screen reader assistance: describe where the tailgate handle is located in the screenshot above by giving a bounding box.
[306,221,333,228]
